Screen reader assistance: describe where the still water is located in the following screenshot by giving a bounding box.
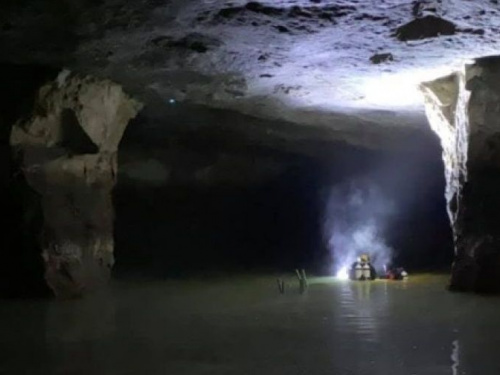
[1,275,499,374]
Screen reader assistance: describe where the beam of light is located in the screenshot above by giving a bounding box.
[336,266,349,281]
[358,67,455,109]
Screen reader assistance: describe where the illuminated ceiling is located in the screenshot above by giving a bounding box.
[1,0,500,145]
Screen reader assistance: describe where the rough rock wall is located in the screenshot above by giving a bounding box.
[421,57,500,292]
[10,71,142,298]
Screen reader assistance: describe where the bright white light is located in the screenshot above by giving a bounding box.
[336,266,349,281]
[359,67,454,109]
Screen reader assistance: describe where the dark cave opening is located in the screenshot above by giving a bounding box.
[0,64,58,298]
[113,110,454,279]
[113,165,324,278]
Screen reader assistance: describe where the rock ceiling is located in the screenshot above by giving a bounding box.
[2,0,500,148]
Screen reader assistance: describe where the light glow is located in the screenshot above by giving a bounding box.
[359,67,455,109]
[336,266,349,281]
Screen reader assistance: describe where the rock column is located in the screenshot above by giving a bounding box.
[421,57,500,292]
[10,71,142,298]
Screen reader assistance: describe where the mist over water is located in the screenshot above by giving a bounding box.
[323,179,396,274]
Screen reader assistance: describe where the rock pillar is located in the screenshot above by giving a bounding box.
[421,56,500,292]
[10,71,142,298]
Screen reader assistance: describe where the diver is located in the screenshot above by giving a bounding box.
[349,254,376,280]
[384,265,409,280]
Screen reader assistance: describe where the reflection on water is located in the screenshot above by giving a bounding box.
[337,281,385,344]
[1,275,500,374]
[451,339,459,375]
[45,293,117,343]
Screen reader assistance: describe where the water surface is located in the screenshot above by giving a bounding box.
[1,275,499,374]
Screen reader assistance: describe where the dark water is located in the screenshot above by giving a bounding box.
[1,275,499,374]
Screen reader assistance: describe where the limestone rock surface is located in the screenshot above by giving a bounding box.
[11,71,142,298]
[3,0,500,148]
[421,56,500,293]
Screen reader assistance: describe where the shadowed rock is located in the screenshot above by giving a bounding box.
[10,71,142,298]
[421,56,500,293]
[211,1,355,29]
[394,15,456,41]
[58,109,99,154]
[150,33,222,54]
[370,53,394,64]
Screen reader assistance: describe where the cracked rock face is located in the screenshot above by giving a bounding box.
[421,56,500,293]
[10,71,142,298]
[2,1,500,148]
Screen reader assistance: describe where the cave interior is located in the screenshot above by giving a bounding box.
[8,1,500,374]
[2,0,500,295]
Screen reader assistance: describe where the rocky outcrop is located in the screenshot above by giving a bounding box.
[421,56,500,292]
[394,15,457,41]
[10,71,142,298]
[369,53,394,65]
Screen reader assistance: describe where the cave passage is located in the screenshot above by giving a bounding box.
[0,66,454,298]
[4,0,500,372]
[113,112,454,279]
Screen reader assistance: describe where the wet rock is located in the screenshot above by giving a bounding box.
[10,71,142,298]
[394,15,457,41]
[421,56,500,293]
[370,53,394,64]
